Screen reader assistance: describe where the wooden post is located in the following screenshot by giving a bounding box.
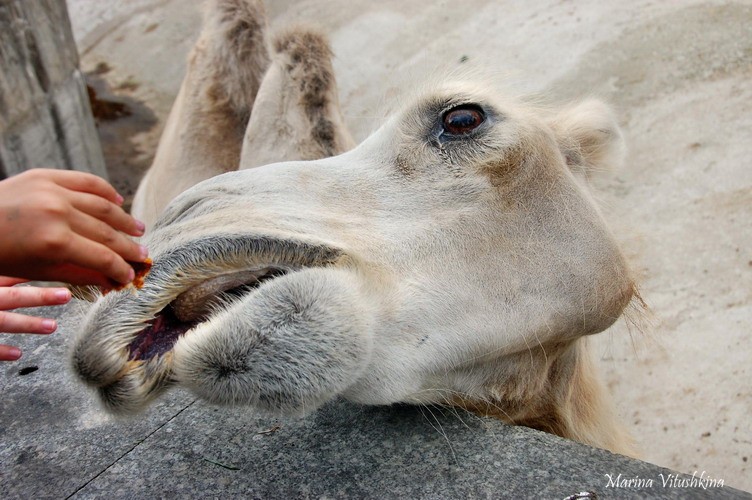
[0,0,107,179]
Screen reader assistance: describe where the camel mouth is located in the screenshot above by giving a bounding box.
[127,306,193,361]
[117,233,347,364]
[71,233,348,396]
[126,266,292,361]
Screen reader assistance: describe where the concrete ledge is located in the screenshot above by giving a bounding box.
[1,301,748,499]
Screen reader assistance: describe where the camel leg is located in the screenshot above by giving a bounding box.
[239,27,355,170]
[132,0,270,228]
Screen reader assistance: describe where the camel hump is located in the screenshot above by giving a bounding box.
[195,0,270,115]
[239,25,354,169]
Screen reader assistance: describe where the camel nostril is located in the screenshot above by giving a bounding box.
[442,105,485,136]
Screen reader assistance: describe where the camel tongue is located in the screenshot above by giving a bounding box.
[170,269,269,322]
[127,308,190,360]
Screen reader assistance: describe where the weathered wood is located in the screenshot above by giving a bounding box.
[0,0,106,179]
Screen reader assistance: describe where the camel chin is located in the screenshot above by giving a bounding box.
[72,0,639,457]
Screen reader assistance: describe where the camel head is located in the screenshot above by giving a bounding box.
[71,0,637,455]
[72,79,633,442]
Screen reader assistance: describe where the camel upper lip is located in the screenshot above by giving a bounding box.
[143,233,346,293]
[141,233,347,314]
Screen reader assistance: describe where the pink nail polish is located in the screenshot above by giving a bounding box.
[139,245,149,259]
[8,347,22,359]
[116,194,125,205]
[136,220,146,233]
[42,319,56,332]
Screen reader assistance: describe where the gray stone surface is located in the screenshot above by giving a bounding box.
[1,301,748,499]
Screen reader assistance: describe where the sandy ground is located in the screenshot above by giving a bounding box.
[66,0,751,491]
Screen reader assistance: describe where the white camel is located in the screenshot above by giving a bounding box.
[72,0,639,456]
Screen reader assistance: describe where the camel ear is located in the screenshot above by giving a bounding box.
[550,99,626,178]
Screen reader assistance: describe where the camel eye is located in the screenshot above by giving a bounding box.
[442,105,485,136]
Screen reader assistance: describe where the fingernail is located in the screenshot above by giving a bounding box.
[135,220,146,233]
[126,268,136,283]
[139,245,149,260]
[54,289,71,303]
[115,194,125,205]
[42,319,56,332]
[8,347,22,360]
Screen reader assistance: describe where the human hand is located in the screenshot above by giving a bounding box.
[0,169,148,288]
[0,277,72,361]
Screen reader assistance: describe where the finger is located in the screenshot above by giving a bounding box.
[38,264,113,288]
[70,191,145,236]
[0,277,28,287]
[69,210,147,263]
[0,310,57,334]
[0,345,22,361]
[44,169,124,205]
[0,286,71,309]
[59,234,135,284]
